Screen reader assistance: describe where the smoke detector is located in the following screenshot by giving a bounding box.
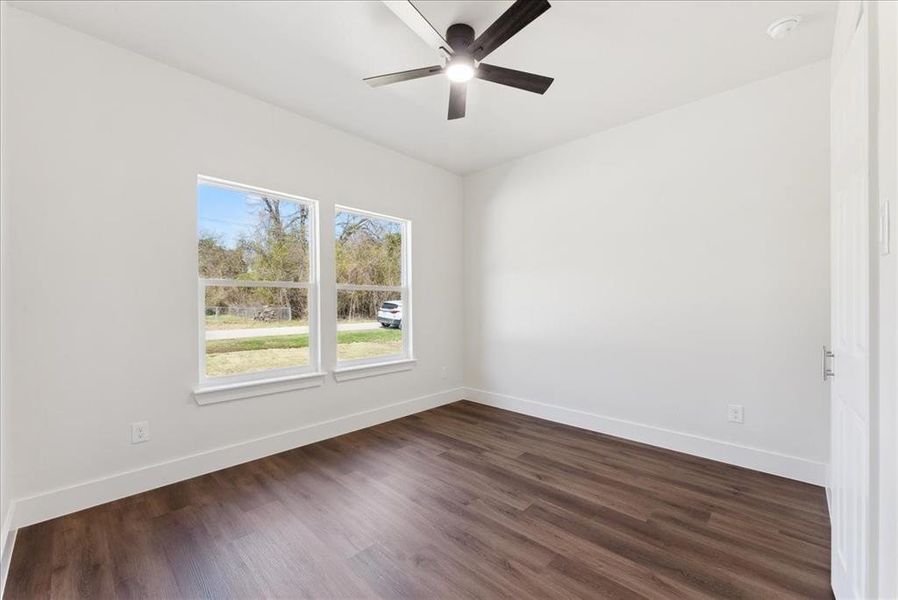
[767,16,801,40]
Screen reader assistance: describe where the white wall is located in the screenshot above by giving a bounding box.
[1,7,463,527]
[463,61,831,483]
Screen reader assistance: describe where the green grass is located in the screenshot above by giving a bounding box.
[206,348,310,376]
[206,328,400,354]
[205,327,403,376]
[336,328,401,345]
[336,340,402,362]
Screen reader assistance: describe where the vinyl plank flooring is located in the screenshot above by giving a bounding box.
[4,401,832,599]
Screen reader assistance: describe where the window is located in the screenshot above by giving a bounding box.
[335,207,411,369]
[196,177,319,391]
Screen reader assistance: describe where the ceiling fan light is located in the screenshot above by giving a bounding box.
[446,57,475,83]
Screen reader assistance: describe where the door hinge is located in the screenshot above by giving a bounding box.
[823,346,835,381]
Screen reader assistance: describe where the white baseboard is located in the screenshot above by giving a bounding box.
[11,387,465,530]
[0,504,16,599]
[464,388,826,486]
[826,485,832,520]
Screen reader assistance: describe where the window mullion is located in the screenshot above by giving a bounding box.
[202,278,310,289]
[335,283,401,292]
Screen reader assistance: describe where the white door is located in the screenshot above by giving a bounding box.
[830,2,872,598]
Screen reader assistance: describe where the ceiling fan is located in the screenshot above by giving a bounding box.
[365,0,554,120]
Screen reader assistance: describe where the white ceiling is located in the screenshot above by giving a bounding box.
[12,1,836,174]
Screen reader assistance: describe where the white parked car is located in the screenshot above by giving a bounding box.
[377,300,402,329]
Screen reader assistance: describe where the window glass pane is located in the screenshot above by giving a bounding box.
[337,290,403,362]
[204,286,309,377]
[335,211,402,286]
[198,182,310,282]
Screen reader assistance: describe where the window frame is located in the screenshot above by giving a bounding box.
[195,175,321,391]
[334,205,413,370]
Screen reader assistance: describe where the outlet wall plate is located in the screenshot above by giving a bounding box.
[131,421,150,444]
[727,404,744,424]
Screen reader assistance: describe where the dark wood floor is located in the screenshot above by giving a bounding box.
[5,401,832,599]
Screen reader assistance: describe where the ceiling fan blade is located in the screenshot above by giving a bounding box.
[448,82,467,120]
[364,65,443,87]
[470,0,551,62]
[475,63,553,94]
[382,1,452,57]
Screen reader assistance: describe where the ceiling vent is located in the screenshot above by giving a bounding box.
[767,16,801,40]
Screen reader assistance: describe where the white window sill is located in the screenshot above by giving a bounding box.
[194,371,326,405]
[333,358,417,382]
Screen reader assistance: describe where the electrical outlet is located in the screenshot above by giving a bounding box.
[440,366,448,380]
[131,421,150,444]
[727,404,744,424]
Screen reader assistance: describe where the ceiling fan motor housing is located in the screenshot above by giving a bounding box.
[446,23,475,53]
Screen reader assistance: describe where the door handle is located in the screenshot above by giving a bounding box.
[823,346,835,381]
